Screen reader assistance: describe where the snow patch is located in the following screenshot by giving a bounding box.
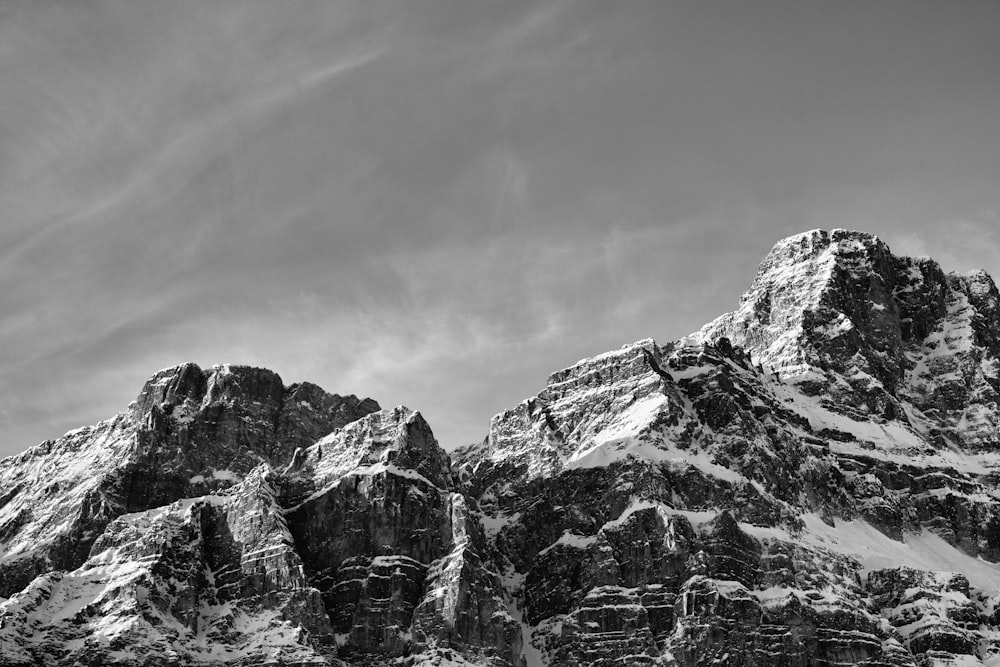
[538,531,598,556]
[796,514,1000,592]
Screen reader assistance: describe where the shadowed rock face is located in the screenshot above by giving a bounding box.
[6,229,1000,666]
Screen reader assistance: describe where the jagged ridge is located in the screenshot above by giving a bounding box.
[4,230,1000,666]
[459,229,1000,666]
[0,363,380,598]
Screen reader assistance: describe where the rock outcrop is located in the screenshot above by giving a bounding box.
[5,229,1000,666]
[0,364,379,600]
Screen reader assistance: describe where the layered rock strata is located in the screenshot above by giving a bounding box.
[457,230,1000,666]
[4,229,1000,666]
[0,364,378,607]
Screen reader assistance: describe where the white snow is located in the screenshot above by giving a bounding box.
[601,496,719,534]
[766,379,1000,475]
[567,437,743,484]
[0,413,136,562]
[569,338,654,368]
[813,312,854,338]
[795,514,1000,592]
[599,500,1000,594]
[290,460,443,512]
[537,531,598,556]
[558,392,744,483]
[477,511,521,538]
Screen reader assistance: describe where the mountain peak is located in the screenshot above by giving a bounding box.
[691,228,1000,446]
[687,229,900,399]
[0,362,381,600]
[769,227,884,251]
[131,363,287,418]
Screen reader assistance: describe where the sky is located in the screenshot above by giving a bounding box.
[1,0,998,457]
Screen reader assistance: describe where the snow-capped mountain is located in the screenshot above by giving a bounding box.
[5,229,1000,666]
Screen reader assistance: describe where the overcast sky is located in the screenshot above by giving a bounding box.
[1,0,998,457]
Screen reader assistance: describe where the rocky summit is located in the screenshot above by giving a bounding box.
[4,229,1000,666]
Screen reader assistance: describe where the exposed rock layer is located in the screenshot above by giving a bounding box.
[4,229,1000,666]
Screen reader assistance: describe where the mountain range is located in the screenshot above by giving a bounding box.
[4,229,1000,666]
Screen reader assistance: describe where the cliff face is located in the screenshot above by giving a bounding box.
[0,364,379,602]
[4,229,1000,666]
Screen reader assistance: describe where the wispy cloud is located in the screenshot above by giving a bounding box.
[1,0,998,457]
[893,213,1000,276]
[2,46,384,268]
[296,48,383,90]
